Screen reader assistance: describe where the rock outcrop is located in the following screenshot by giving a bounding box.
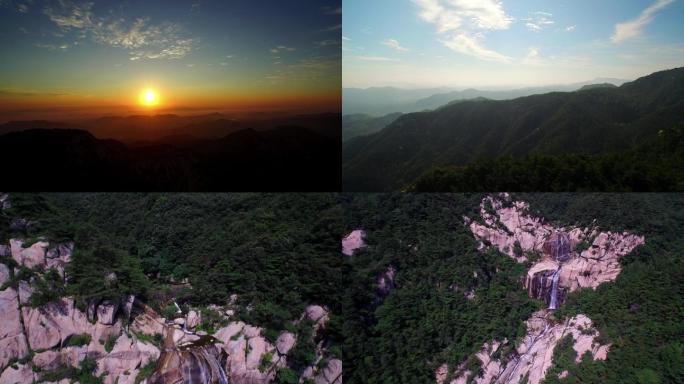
[444,311,610,384]
[436,194,645,384]
[342,229,366,256]
[466,194,645,307]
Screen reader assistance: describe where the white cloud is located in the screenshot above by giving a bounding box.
[611,0,674,43]
[342,36,351,41]
[441,33,511,62]
[382,38,409,52]
[352,56,399,62]
[565,25,576,32]
[413,0,512,61]
[42,1,197,60]
[524,11,554,32]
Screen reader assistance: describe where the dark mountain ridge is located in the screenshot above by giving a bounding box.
[0,124,340,191]
[342,67,684,191]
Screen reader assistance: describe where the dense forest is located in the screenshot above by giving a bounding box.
[2,194,682,383]
[1,194,345,344]
[340,194,684,383]
[343,67,684,191]
[410,125,684,192]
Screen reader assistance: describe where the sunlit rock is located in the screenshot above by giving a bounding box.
[342,229,366,256]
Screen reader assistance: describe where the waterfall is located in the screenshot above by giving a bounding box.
[548,269,561,310]
[549,232,568,309]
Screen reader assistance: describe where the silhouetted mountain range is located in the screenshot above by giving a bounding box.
[0,113,340,191]
[343,67,684,191]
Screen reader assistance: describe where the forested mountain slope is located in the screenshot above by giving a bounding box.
[0,193,344,384]
[343,67,684,191]
[341,193,684,383]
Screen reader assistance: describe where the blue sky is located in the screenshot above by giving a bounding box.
[343,0,684,88]
[0,0,341,117]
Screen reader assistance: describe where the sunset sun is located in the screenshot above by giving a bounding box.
[139,89,159,107]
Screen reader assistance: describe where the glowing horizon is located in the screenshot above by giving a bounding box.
[0,0,341,121]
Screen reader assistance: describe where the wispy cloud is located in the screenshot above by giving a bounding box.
[34,42,70,51]
[525,11,554,32]
[611,0,674,43]
[413,0,512,62]
[270,45,296,54]
[320,24,341,32]
[382,38,409,52]
[441,33,511,62]
[316,39,340,47]
[41,0,197,60]
[342,36,351,41]
[352,56,398,62]
[565,25,576,32]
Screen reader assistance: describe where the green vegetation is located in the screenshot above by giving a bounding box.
[410,126,684,192]
[63,333,92,347]
[344,67,684,191]
[28,268,67,308]
[4,194,343,336]
[274,367,299,384]
[259,352,274,372]
[104,335,118,353]
[134,359,157,384]
[38,356,101,384]
[132,331,163,348]
[341,194,684,383]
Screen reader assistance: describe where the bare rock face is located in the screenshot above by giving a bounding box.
[305,305,330,331]
[445,311,609,384]
[212,321,280,383]
[0,193,10,210]
[0,288,29,371]
[276,331,296,355]
[186,310,200,329]
[96,333,160,384]
[466,194,645,307]
[342,229,366,256]
[314,358,342,384]
[131,305,165,337]
[32,346,88,371]
[97,300,119,325]
[21,297,91,350]
[0,363,36,384]
[0,245,9,257]
[0,263,10,285]
[436,194,645,384]
[10,239,48,270]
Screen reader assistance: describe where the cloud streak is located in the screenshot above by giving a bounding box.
[413,0,512,62]
[42,1,197,60]
[611,0,674,43]
[382,38,408,52]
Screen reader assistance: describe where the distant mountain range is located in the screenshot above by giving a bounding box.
[0,113,340,142]
[343,78,626,116]
[0,113,340,191]
[343,67,684,191]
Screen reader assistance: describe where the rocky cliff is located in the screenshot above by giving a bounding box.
[436,194,644,384]
[0,195,342,384]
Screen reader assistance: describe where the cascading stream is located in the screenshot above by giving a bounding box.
[548,233,568,310]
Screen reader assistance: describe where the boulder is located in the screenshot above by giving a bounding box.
[342,229,366,256]
[0,363,36,384]
[10,239,48,269]
[0,245,9,257]
[315,358,342,384]
[214,321,245,343]
[186,310,200,329]
[275,332,296,355]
